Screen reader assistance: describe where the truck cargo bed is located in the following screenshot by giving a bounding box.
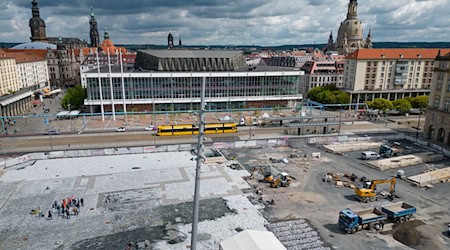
[381,202,416,219]
[356,208,386,223]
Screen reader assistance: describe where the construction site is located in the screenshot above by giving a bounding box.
[0,134,449,249]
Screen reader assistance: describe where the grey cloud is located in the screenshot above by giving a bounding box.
[0,0,449,45]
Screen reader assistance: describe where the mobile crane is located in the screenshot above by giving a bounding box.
[354,177,397,202]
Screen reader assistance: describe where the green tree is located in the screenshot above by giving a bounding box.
[307,85,349,104]
[61,85,87,110]
[411,96,429,109]
[404,96,414,104]
[368,98,393,112]
[393,99,412,113]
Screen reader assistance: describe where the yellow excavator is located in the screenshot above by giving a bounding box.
[271,173,292,188]
[354,177,396,202]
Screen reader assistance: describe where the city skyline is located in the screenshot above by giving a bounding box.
[1,0,449,46]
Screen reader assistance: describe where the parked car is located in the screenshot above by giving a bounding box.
[116,127,126,132]
[46,129,60,135]
[144,126,155,131]
[361,151,380,160]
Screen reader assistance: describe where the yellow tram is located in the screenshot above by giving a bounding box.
[156,123,238,136]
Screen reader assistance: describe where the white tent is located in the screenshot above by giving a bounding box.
[220,230,286,250]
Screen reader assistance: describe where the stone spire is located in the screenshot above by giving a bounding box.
[347,0,358,19]
[365,29,373,49]
[89,7,100,47]
[327,30,334,51]
[29,0,47,42]
[168,32,174,49]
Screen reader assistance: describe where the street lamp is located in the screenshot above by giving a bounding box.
[68,103,73,132]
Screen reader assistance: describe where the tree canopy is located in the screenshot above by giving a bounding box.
[367,98,393,112]
[61,85,87,110]
[410,96,429,110]
[393,99,412,113]
[307,85,350,105]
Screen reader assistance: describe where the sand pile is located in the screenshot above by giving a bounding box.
[389,220,447,250]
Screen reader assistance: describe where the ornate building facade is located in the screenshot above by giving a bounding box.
[29,0,47,42]
[424,52,450,145]
[328,0,372,55]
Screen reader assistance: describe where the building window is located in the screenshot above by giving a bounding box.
[445,100,450,111]
[434,99,440,108]
[367,62,371,66]
[418,61,421,65]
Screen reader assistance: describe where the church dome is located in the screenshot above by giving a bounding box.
[12,42,56,50]
[29,17,45,27]
[337,19,363,41]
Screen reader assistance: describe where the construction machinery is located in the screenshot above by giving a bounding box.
[271,172,292,188]
[339,202,416,234]
[354,177,397,202]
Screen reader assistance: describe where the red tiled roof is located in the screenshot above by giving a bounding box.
[0,49,46,63]
[346,48,450,60]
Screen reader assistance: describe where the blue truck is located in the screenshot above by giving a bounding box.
[339,202,416,234]
[381,202,416,223]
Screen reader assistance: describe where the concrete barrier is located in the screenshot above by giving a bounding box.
[367,152,445,171]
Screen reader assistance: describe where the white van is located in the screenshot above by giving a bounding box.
[361,151,380,160]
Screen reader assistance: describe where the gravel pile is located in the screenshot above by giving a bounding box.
[267,219,331,250]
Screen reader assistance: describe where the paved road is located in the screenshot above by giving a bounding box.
[0,127,287,154]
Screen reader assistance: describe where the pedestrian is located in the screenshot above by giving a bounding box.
[76,200,80,209]
[53,201,57,208]
[66,209,70,219]
[80,198,84,206]
[73,207,78,216]
[48,210,52,220]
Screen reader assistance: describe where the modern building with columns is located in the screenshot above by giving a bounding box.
[83,50,304,113]
[343,48,450,104]
[0,90,33,117]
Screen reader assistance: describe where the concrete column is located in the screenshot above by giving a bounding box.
[387,92,391,101]
[6,105,11,117]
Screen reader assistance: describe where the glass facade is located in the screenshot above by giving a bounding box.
[86,75,300,102]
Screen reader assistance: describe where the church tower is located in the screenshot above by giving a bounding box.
[89,7,100,47]
[326,31,334,51]
[335,0,370,55]
[29,0,47,42]
[168,32,174,49]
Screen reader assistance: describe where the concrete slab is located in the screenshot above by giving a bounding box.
[367,152,445,171]
[407,167,450,186]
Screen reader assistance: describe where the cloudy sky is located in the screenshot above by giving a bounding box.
[1,0,449,45]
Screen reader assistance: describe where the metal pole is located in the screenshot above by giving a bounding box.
[416,111,421,139]
[191,76,206,250]
[338,105,342,136]
[107,48,116,121]
[69,103,73,132]
[96,48,105,121]
[119,49,127,125]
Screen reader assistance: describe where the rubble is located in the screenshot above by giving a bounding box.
[266,219,331,250]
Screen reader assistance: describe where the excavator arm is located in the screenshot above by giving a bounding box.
[370,177,396,194]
